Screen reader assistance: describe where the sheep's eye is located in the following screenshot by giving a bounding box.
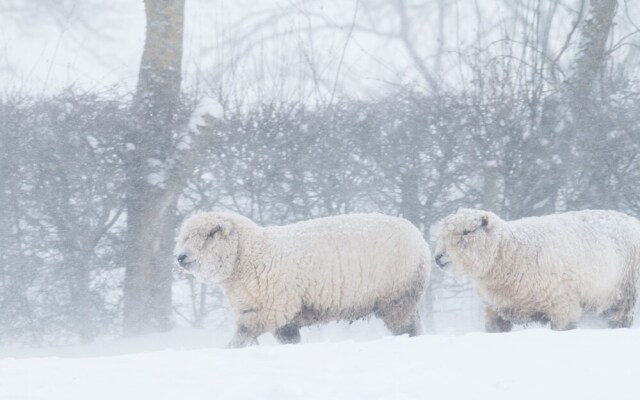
[462,229,473,235]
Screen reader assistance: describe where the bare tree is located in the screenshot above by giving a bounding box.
[565,0,619,209]
[569,0,618,108]
[123,0,186,336]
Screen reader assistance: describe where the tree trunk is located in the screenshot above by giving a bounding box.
[482,162,498,212]
[569,0,617,115]
[399,169,421,227]
[123,0,185,336]
[65,249,93,342]
[434,0,446,76]
[399,169,436,332]
[566,0,617,208]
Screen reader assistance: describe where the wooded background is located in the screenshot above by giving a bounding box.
[1,0,638,344]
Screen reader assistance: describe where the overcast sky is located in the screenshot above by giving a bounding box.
[2,1,638,101]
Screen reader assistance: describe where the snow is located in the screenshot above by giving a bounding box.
[188,97,224,134]
[146,172,167,188]
[86,135,99,149]
[2,327,640,400]
[145,158,168,188]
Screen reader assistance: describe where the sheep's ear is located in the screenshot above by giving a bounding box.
[208,223,232,238]
[481,214,489,227]
[208,225,222,238]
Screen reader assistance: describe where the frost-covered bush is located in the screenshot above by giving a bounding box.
[0,90,130,344]
[4,68,640,345]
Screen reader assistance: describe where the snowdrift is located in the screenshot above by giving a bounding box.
[2,327,640,400]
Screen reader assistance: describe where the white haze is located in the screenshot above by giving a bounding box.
[2,1,640,397]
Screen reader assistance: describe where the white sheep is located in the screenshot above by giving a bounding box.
[175,212,431,347]
[435,208,640,331]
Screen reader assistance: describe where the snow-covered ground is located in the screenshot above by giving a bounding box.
[2,324,639,400]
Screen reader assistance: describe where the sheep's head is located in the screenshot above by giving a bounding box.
[174,212,239,284]
[434,209,502,278]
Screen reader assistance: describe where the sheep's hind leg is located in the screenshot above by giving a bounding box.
[550,320,577,331]
[485,307,512,333]
[404,312,423,336]
[274,324,301,344]
[604,295,635,329]
[380,298,424,337]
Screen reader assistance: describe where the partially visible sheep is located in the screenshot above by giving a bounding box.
[175,212,430,347]
[434,208,640,331]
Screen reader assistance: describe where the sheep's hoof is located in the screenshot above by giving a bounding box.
[226,334,258,348]
[550,321,577,331]
[275,325,301,344]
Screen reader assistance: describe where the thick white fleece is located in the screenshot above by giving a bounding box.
[175,212,430,344]
[435,209,640,330]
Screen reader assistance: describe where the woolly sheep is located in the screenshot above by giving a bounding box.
[434,208,640,331]
[175,212,430,347]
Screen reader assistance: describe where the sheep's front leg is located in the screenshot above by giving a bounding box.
[485,306,512,333]
[226,312,263,348]
[227,326,259,348]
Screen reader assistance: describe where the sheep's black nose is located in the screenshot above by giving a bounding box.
[435,253,444,266]
[177,253,188,266]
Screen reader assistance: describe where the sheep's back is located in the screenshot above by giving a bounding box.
[266,214,430,323]
[494,210,640,312]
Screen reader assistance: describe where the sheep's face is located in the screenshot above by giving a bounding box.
[434,209,500,278]
[174,213,239,284]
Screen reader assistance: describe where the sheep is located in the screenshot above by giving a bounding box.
[175,212,431,347]
[434,208,640,332]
